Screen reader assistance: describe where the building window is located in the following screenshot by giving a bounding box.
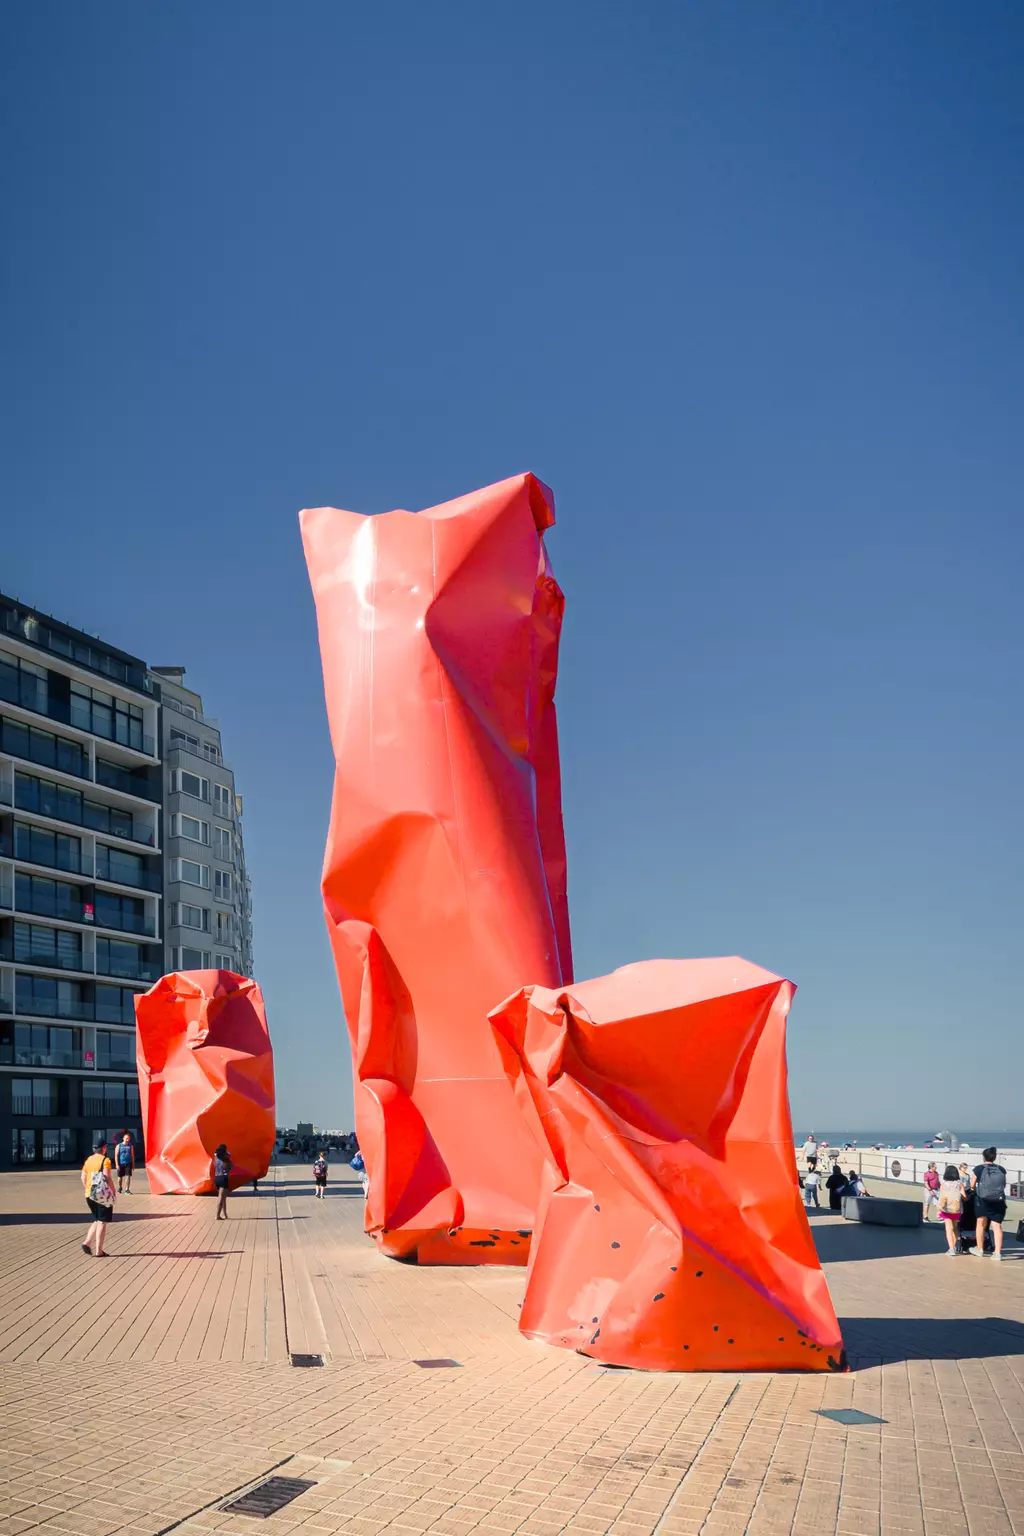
[13,920,82,971]
[0,650,48,714]
[14,974,85,1023]
[94,890,148,935]
[12,1129,38,1164]
[83,1079,140,1119]
[213,783,233,817]
[170,728,200,753]
[203,741,221,762]
[14,822,83,875]
[172,769,210,802]
[70,682,146,752]
[12,1023,79,1068]
[175,946,211,970]
[14,871,83,922]
[173,902,209,932]
[11,1078,59,1116]
[0,716,86,778]
[95,1031,137,1071]
[83,796,141,843]
[170,812,209,844]
[42,1128,74,1164]
[214,870,232,901]
[171,857,210,889]
[213,952,234,970]
[94,985,138,1026]
[215,910,233,942]
[14,771,84,825]
[213,826,232,859]
[96,936,155,983]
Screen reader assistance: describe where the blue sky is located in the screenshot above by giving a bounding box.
[2,3,1021,1130]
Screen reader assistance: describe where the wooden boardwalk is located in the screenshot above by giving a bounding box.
[0,1161,1023,1535]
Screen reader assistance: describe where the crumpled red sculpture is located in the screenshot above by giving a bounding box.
[490,959,846,1372]
[301,473,572,1263]
[135,970,276,1195]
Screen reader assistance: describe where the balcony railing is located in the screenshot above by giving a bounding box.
[0,1045,82,1069]
[0,668,155,756]
[94,1054,137,1073]
[15,893,86,924]
[94,909,156,938]
[13,784,156,847]
[94,759,162,803]
[2,944,86,973]
[95,1001,138,1026]
[95,861,162,892]
[95,955,162,984]
[3,840,95,878]
[13,994,94,1021]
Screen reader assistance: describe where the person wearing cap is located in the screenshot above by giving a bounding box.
[212,1144,233,1219]
[81,1139,116,1256]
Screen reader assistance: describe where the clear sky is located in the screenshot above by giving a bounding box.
[2,3,1022,1131]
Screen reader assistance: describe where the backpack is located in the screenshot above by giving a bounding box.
[89,1161,112,1205]
[976,1163,1006,1201]
[350,1151,365,1173]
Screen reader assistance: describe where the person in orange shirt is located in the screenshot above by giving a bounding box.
[81,1140,116,1257]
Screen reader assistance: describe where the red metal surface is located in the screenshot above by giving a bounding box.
[301,473,572,1263]
[491,959,846,1372]
[135,970,276,1195]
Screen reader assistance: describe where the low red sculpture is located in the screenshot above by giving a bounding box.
[300,473,572,1263]
[490,959,846,1372]
[135,970,276,1195]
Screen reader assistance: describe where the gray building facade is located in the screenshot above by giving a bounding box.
[152,667,253,982]
[0,595,163,1168]
[0,595,254,1170]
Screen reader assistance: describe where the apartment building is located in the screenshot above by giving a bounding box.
[0,596,163,1168]
[0,595,254,1169]
[151,667,254,984]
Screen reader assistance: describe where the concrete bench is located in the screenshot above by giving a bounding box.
[842,1195,921,1226]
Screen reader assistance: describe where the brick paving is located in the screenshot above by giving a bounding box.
[0,1162,1022,1535]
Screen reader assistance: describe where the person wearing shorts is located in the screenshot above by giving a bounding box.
[971,1147,1007,1260]
[922,1163,940,1220]
[115,1133,135,1194]
[81,1140,115,1257]
[212,1144,233,1220]
[313,1150,328,1199]
[937,1165,963,1255]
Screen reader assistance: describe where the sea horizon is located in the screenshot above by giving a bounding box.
[795,1129,1024,1148]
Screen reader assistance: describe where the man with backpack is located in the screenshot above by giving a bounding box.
[970,1146,1007,1260]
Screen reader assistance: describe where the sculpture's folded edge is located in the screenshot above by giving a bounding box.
[490,959,846,1372]
[300,473,572,1264]
[135,970,276,1195]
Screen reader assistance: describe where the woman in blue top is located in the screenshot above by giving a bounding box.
[212,1144,233,1220]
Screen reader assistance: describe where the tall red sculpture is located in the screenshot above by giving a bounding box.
[301,473,572,1263]
[135,970,276,1195]
[490,959,845,1372]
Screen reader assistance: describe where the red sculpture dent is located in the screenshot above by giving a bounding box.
[135,970,276,1195]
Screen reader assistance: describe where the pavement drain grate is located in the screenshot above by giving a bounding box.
[290,1352,325,1367]
[815,1408,887,1426]
[414,1357,461,1368]
[223,1476,317,1518]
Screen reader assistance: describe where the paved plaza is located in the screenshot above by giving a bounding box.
[1,1163,1022,1536]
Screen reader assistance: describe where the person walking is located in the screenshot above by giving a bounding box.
[313,1149,329,1199]
[212,1144,233,1220]
[81,1139,116,1257]
[937,1164,963,1255]
[350,1147,369,1198]
[802,1162,820,1209]
[922,1162,941,1221]
[970,1146,1007,1260]
[826,1160,848,1212]
[800,1133,818,1168]
[114,1132,135,1194]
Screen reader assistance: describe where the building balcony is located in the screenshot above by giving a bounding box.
[12,994,95,1022]
[94,860,162,893]
[0,1044,83,1069]
[95,954,162,984]
[0,941,87,973]
[0,670,155,756]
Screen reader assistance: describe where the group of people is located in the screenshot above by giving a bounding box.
[922,1148,1008,1259]
[801,1154,867,1210]
[79,1136,235,1255]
